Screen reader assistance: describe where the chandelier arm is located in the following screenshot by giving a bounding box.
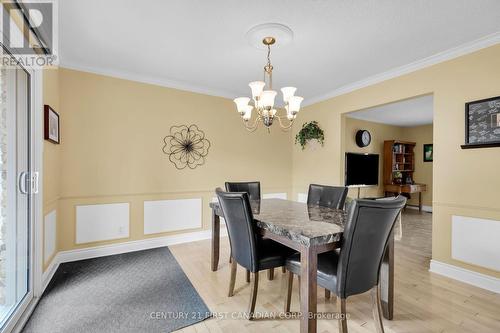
[243,115,261,132]
[274,114,295,131]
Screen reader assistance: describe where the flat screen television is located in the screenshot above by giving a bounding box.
[345,153,379,186]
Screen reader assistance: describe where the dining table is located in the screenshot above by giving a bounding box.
[209,198,395,333]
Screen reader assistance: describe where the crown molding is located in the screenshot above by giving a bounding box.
[58,60,238,100]
[303,32,500,107]
[59,32,500,106]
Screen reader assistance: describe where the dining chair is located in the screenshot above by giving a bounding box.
[307,184,348,209]
[225,181,261,201]
[215,188,295,320]
[225,181,279,280]
[284,196,406,333]
[308,183,350,299]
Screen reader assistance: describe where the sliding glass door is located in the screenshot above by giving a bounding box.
[0,47,33,329]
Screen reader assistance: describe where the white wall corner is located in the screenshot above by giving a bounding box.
[429,260,500,294]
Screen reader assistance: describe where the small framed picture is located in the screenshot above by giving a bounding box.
[44,105,60,144]
[423,144,433,162]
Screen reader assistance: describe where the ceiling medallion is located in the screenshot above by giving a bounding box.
[234,24,303,132]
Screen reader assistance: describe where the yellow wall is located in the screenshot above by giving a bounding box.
[55,68,292,252]
[292,44,500,278]
[343,118,433,206]
[402,124,433,207]
[42,68,59,269]
[43,44,500,280]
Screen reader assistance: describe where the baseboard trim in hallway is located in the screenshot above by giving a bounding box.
[429,259,500,293]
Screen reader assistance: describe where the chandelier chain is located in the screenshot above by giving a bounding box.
[266,44,271,69]
[264,43,273,89]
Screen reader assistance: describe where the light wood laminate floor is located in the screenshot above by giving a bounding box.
[170,210,500,333]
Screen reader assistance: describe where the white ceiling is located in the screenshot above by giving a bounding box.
[59,0,500,104]
[346,95,433,127]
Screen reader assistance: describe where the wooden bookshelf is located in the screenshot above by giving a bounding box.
[383,140,427,211]
[383,140,416,185]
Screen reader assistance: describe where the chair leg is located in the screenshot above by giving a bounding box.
[228,260,237,297]
[248,272,259,320]
[297,276,301,299]
[267,268,275,280]
[246,269,250,283]
[325,289,331,300]
[284,270,293,313]
[371,286,385,333]
[337,297,348,333]
[282,266,286,273]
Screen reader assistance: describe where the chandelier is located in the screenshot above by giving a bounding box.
[233,36,303,132]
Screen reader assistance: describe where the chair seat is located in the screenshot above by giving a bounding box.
[257,239,297,271]
[285,250,340,293]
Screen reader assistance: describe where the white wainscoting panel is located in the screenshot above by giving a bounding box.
[452,215,500,272]
[262,193,287,200]
[76,203,130,244]
[144,198,202,235]
[297,193,308,203]
[44,210,57,262]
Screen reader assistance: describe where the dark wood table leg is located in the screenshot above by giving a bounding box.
[418,192,423,212]
[380,230,394,319]
[211,209,220,271]
[300,245,317,333]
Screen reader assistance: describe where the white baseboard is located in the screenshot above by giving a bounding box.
[41,228,227,292]
[41,256,60,292]
[406,205,432,213]
[429,260,500,293]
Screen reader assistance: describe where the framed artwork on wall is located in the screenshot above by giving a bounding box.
[461,95,500,149]
[423,144,433,162]
[44,105,60,144]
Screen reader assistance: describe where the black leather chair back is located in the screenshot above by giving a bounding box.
[225,181,261,201]
[336,196,406,298]
[307,184,348,209]
[215,188,258,272]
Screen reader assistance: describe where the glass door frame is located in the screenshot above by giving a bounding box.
[0,45,44,333]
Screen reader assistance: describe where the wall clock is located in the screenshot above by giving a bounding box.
[355,130,371,147]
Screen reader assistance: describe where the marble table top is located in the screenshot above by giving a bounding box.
[210,198,346,247]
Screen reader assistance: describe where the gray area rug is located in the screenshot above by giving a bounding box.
[22,247,211,333]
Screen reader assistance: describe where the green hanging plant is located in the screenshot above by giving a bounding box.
[295,121,325,150]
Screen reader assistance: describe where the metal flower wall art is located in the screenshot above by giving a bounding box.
[162,124,211,170]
